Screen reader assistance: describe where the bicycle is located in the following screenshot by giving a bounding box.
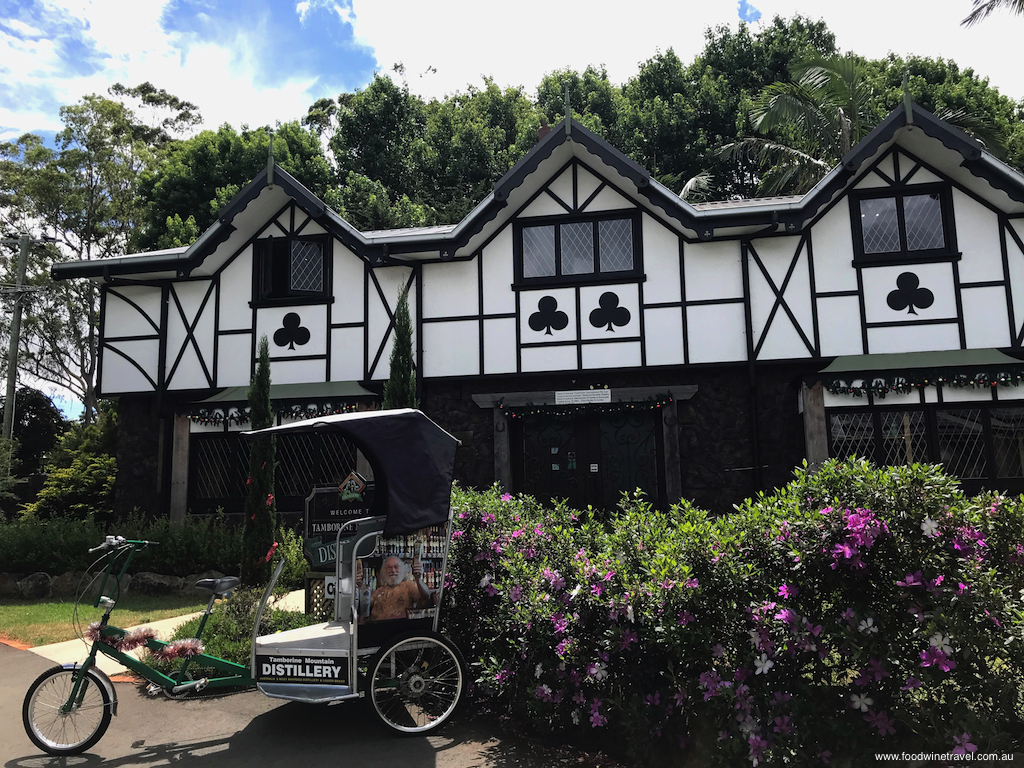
[21,534,255,755]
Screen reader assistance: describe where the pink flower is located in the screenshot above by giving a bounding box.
[619,630,638,650]
[867,658,889,682]
[864,709,896,736]
[551,613,569,634]
[646,692,660,706]
[773,715,793,734]
[919,647,956,672]
[508,585,522,601]
[591,584,603,597]
[712,644,725,658]
[678,610,695,626]
[500,493,512,501]
[952,733,977,755]
[900,676,921,690]
[778,584,798,599]
[896,571,923,588]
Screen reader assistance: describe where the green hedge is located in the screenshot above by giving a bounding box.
[0,514,306,589]
[442,461,1024,765]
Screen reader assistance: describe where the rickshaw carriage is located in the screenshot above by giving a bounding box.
[21,409,465,756]
[245,408,466,732]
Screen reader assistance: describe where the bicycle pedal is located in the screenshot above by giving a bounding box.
[146,683,162,697]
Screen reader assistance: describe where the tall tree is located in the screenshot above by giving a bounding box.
[1,96,156,422]
[382,282,417,410]
[241,336,277,586]
[137,121,332,249]
[0,388,68,515]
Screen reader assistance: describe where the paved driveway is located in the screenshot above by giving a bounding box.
[1,644,622,768]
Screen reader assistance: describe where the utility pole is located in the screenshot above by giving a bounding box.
[2,235,29,441]
[1,234,47,441]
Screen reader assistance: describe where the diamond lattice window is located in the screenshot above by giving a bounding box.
[599,219,634,272]
[518,216,636,283]
[904,194,946,251]
[830,413,875,460]
[880,411,928,465]
[561,222,594,275]
[290,241,324,292]
[860,198,901,254]
[192,435,250,500]
[856,188,949,261]
[523,225,556,278]
[991,408,1024,478]
[937,409,987,479]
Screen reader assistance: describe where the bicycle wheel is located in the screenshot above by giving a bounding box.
[369,632,464,734]
[23,666,112,755]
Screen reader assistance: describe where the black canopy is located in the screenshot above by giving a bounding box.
[242,409,459,536]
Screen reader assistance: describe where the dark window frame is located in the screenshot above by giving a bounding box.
[849,183,957,266]
[513,210,643,289]
[252,234,331,307]
[825,401,1024,496]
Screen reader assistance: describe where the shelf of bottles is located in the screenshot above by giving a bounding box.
[370,525,446,591]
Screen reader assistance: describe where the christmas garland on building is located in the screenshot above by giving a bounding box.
[823,369,1024,398]
[189,401,359,427]
[498,394,674,419]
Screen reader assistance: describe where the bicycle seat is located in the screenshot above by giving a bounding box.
[195,576,240,595]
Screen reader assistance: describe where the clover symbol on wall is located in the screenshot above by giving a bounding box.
[886,272,934,316]
[589,292,631,332]
[528,296,569,335]
[273,312,311,350]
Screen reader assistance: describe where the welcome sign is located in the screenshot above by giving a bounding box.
[303,479,376,568]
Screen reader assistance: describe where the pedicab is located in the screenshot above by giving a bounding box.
[22,408,465,755]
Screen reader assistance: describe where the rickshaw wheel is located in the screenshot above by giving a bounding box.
[23,666,112,755]
[369,631,465,734]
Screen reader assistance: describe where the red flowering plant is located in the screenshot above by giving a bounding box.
[443,460,1024,766]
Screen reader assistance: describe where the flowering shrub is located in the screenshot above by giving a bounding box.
[442,460,1024,765]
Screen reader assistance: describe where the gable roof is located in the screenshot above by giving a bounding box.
[52,102,1024,282]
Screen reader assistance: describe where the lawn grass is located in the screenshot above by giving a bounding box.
[0,594,209,646]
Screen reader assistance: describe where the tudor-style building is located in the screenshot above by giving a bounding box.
[53,104,1024,520]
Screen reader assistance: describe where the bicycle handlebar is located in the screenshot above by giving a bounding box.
[89,536,157,553]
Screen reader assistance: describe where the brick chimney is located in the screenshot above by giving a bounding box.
[538,120,551,140]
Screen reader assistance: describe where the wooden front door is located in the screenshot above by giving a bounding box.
[513,410,663,510]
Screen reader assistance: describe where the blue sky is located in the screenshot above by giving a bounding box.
[1,0,1022,145]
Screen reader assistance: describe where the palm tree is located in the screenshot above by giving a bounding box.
[719,55,876,196]
[962,0,1024,26]
[721,56,1007,197]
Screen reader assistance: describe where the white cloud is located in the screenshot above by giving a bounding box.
[296,1,310,22]
[1,0,347,142]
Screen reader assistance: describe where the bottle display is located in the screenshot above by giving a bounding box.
[353,525,448,621]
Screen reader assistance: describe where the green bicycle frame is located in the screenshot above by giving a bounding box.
[62,541,254,712]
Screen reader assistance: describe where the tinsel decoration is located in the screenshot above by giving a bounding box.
[824,369,1024,399]
[85,623,164,653]
[498,395,673,419]
[188,402,358,426]
[148,638,206,661]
